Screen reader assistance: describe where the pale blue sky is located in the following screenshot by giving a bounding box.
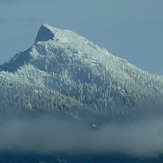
[0,0,163,75]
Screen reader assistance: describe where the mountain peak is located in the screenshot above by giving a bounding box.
[0,24,163,121]
[35,24,55,42]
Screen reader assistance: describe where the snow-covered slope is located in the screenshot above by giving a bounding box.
[0,24,163,120]
[0,70,93,121]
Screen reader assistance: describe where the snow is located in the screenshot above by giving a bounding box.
[0,24,163,119]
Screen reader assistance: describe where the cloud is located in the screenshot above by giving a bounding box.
[0,113,163,158]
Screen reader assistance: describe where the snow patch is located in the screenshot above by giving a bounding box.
[58,37,69,44]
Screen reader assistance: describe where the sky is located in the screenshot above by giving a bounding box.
[0,0,163,75]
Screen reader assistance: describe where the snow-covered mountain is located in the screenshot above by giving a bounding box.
[0,24,163,120]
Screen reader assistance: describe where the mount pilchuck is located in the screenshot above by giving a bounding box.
[0,24,163,121]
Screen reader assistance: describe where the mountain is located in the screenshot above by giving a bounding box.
[0,24,163,120]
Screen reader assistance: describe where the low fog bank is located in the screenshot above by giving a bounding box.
[0,112,163,158]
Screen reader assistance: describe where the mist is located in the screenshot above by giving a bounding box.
[0,112,163,158]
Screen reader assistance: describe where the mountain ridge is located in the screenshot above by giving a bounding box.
[0,24,163,120]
